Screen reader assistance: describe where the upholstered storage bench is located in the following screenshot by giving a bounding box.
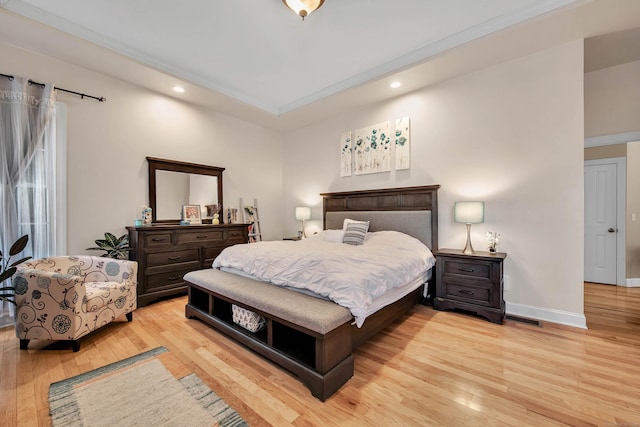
[184,268,355,401]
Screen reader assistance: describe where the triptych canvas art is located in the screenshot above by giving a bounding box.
[340,117,411,177]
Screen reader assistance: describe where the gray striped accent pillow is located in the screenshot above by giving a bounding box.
[343,220,369,245]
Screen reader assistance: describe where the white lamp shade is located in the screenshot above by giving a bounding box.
[295,206,311,221]
[454,201,485,224]
[282,0,324,17]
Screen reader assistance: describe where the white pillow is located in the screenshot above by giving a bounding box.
[322,229,345,243]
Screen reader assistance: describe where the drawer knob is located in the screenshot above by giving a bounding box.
[168,275,182,281]
[458,267,475,273]
[152,237,167,242]
[167,255,182,261]
[196,235,208,239]
[458,289,474,295]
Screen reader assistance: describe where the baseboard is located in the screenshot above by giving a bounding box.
[506,302,587,329]
[625,278,640,287]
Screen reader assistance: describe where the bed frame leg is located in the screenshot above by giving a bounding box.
[307,355,354,401]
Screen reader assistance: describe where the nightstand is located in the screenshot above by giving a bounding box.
[433,248,506,324]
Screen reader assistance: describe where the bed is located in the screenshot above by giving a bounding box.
[184,185,439,400]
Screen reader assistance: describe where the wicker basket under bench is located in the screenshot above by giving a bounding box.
[184,268,355,401]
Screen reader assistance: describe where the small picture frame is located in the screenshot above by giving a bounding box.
[182,204,202,224]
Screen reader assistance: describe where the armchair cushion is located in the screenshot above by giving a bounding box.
[85,281,133,312]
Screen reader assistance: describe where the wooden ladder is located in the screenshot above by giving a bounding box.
[240,198,262,243]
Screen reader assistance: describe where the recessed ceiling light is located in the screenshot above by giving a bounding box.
[172,86,185,93]
[390,81,402,89]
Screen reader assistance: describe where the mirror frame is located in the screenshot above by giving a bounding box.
[147,157,224,224]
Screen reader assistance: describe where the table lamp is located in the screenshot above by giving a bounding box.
[295,206,311,239]
[454,201,484,254]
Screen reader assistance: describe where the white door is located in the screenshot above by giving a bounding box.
[584,162,618,284]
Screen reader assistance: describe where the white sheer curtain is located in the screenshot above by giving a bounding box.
[0,76,57,323]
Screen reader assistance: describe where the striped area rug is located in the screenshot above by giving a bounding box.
[49,347,246,427]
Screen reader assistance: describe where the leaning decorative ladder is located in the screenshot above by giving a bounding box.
[240,198,262,242]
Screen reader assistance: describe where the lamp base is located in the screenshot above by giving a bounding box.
[300,220,307,239]
[462,223,475,254]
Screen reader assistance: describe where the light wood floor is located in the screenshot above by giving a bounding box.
[1,282,639,426]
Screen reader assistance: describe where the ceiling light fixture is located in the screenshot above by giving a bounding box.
[172,86,185,93]
[390,81,402,89]
[282,0,324,20]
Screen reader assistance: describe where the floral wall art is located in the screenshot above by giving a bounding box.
[395,117,410,170]
[354,121,390,175]
[340,117,411,176]
[340,131,352,177]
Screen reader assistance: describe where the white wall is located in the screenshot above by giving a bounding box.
[283,41,586,327]
[585,60,640,138]
[0,41,285,251]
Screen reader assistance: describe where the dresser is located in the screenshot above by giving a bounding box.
[127,224,248,306]
[433,248,506,324]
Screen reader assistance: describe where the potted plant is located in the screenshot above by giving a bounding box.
[86,232,131,259]
[0,235,31,305]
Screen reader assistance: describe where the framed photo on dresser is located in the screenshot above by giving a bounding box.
[182,204,202,224]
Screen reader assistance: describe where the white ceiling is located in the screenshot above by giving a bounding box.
[2,0,640,131]
[1,1,579,110]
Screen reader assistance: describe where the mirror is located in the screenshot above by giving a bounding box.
[147,157,224,223]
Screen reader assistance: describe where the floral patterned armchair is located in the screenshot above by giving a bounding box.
[13,256,137,352]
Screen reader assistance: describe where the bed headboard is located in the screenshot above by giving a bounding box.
[320,185,439,250]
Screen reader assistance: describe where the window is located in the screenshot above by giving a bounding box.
[12,103,67,258]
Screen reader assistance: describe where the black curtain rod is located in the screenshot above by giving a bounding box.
[0,73,106,102]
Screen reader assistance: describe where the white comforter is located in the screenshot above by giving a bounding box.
[212,231,435,327]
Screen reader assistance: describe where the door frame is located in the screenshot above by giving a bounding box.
[584,157,626,285]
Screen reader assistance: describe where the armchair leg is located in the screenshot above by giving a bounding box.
[126,312,133,322]
[71,340,80,352]
[19,339,29,350]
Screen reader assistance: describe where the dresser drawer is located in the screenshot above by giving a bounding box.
[227,228,247,243]
[144,232,173,246]
[146,267,195,292]
[176,230,225,244]
[203,245,228,264]
[146,248,200,268]
[443,259,490,279]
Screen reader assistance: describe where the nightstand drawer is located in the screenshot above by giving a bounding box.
[442,279,491,305]
[444,260,490,279]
